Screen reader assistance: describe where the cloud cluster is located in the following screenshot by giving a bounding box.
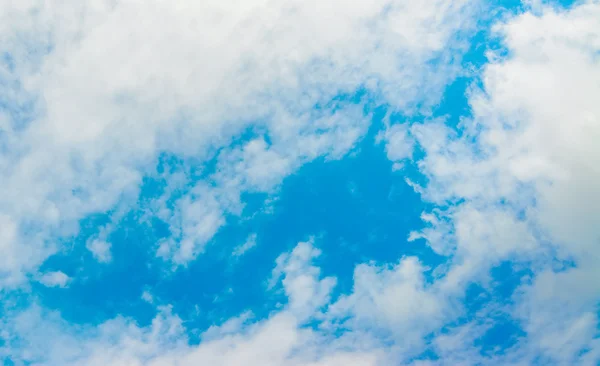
[0,239,479,365]
[385,1,600,363]
[1,240,384,365]
[0,0,476,283]
[1,0,599,365]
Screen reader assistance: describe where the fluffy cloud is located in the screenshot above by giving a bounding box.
[38,271,71,288]
[0,0,478,282]
[3,0,598,365]
[379,122,414,170]
[0,240,470,365]
[1,241,389,365]
[397,1,600,363]
[327,257,452,358]
[86,238,112,263]
[271,240,337,320]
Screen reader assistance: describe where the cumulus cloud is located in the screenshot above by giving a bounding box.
[327,257,452,358]
[1,241,389,365]
[271,239,337,320]
[0,0,478,280]
[379,122,415,170]
[38,271,71,288]
[86,238,112,263]
[3,0,599,365]
[403,1,600,363]
[0,240,467,365]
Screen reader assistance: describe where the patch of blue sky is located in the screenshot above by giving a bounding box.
[545,0,579,9]
[232,129,435,299]
[43,62,406,333]
[475,316,526,357]
[35,211,159,327]
[23,91,388,329]
[29,109,433,350]
[468,263,531,355]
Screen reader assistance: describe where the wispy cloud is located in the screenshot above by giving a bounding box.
[232,233,258,257]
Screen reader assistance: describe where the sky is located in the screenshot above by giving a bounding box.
[0,0,599,365]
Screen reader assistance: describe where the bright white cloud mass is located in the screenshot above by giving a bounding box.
[0,0,599,365]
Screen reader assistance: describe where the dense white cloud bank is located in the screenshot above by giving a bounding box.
[0,0,476,283]
[1,0,599,365]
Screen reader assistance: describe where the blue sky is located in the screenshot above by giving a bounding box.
[0,0,599,365]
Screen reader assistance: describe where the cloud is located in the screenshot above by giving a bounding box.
[141,290,154,304]
[86,238,112,264]
[6,0,598,365]
[0,0,479,280]
[1,241,389,365]
[38,271,71,288]
[379,122,415,170]
[404,1,600,363]
[0,239,464,365]
[271,239,337,320]
[232,233,258,257]
[156,183,226,264]
[327,256,453,358]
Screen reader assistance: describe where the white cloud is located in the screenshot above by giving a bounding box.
[0,241,390,365]
[38,271,71,288]
[156,183,225,264]
[11,0,600,365]
[0,239,485,365]
[404,1,600,364]
[141,290,154,304]
[232,233,258,257]
[271,240,337,320]
[0,0,480,279]
[379,123,415,170]
[86,238,112,264]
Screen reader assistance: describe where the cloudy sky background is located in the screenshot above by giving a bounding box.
[0,0,599,364]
